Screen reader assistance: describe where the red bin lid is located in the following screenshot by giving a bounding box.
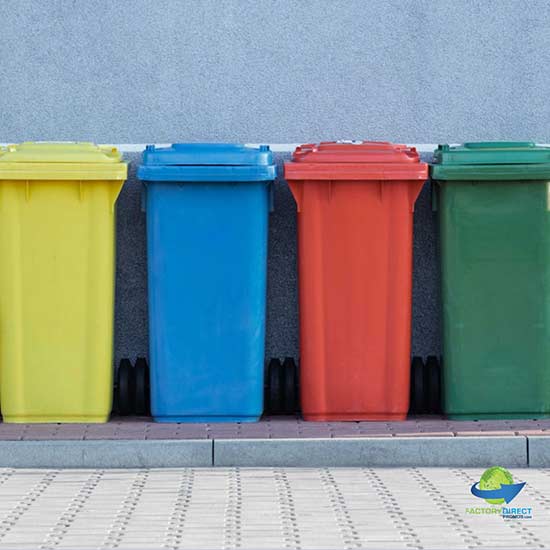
[284,141,428,180]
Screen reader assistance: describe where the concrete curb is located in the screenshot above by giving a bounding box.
[0,436,533,468]
[526,436,550,467]
[0,440,213,468]
[214,436,528,468]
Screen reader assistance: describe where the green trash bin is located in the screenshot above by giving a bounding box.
[432,142,550,420]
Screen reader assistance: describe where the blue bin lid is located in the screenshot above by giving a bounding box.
[138,143,276,182]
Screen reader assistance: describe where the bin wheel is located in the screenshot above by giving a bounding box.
[425,355,441,415]
[134,357,150,416]
[267,358,283,415]
[410,356,425,415]
[282,357,298,414]
[117,359,133,416]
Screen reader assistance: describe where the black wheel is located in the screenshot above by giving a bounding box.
[426,355,441,414]
[267,358,283,415]
[282,357,298,414]
[134,357,150,416]
[410,356,425,415]
[117,359,133,416]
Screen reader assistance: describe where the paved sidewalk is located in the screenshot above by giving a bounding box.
[0,418,549,468]
[0,467,547,549]
[1,417,549,440]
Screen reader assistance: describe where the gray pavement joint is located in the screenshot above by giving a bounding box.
[39,470,104,549]
[0,470,58,543]
[223,468,243,549]
[319,468,363,548]
[273,468,301,549]
[408,468,481,549]
[101,469,149,549]
[164,469,194,550]
[362,468,423,550]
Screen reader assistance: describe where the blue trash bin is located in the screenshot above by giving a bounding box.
[138,144,275,422]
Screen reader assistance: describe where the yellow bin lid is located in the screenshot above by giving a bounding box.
[0,142,127,180]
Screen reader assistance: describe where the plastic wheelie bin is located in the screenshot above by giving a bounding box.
[0,142,127,423]
[432,142,550,419]
[138,144,275,422]
[284,142,427,421]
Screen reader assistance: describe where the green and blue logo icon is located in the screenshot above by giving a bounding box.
[471,466,525,504]
[466,466,532,519]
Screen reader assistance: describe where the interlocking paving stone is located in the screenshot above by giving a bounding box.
[1,417,548,440]
[0,467,546,549]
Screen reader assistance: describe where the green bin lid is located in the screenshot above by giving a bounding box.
[431,142,550,181]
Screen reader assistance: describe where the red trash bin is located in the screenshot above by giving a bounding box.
[284,142,427,421]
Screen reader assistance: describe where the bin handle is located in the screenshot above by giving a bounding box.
[287,180,302,213]
[409,179,426,212]
[109,181,125,212]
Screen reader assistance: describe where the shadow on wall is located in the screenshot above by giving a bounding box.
[113,151,440,366]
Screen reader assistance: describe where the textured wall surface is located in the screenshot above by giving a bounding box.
[1,0,547,364]
[0,0,549,143]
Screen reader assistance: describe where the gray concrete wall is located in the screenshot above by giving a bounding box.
[1,0,548,364]
[1,0,549,143]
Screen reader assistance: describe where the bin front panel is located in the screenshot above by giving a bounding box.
[147,181,269,421]
[293,179,420,421]
[440,181,550,418]
[0,180,120,422]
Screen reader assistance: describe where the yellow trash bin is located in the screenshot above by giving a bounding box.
[0,142,127,423]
